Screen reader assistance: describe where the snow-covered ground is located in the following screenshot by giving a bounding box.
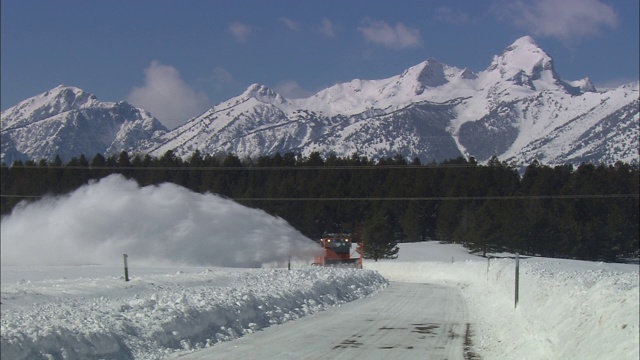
[1,176,638,359]
[1,265,387,359]
[368,243,639,360]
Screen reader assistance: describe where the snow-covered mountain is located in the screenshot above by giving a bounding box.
[1,85,167,164]
[141,36,638,165]
[2,36,638,166]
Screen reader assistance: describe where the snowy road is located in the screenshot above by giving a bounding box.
[172,282,470,360]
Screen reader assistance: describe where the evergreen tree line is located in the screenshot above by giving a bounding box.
[1,151,638,262]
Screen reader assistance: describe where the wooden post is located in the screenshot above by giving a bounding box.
[514,253,520,308]
[359,239,364,269]
[123,254,130,282]
[486,257,490,281]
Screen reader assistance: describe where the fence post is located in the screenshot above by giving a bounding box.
[123,254,130,282]
[486,257,490,281]
[514,253,520,308]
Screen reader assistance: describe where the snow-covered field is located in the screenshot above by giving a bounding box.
[1,176,638,359]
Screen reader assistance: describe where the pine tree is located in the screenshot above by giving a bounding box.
[362,212,399,261]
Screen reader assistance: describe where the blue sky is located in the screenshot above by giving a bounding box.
[2,0,638,129]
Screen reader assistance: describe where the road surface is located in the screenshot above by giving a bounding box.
[172,282,471,360]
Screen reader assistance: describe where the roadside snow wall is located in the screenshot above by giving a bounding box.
[368,258,639,360]
[0,267,388,360]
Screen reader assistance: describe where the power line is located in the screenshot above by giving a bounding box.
[2,194,637,200]
[233,194,640,201]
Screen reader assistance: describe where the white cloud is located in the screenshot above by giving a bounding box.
[229,21,252,42]
[357,18,421,49]
[279,16,299,31]
[494,0,618,40]
[128,61,210,130]
[275,80,314,99]
[318,18,337,38]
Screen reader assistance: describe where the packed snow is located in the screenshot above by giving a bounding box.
[1,176,638,359]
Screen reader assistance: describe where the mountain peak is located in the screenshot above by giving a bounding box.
[488,35,555,79]
[46,84,91,96]
[459,68,478,80]
[397,58,449,95]
[415,58,447,93]
[37,85,100,110]
[1,85,101,127]
[243,83,287,105]
[564,77,597,93]
[510,35,537,47]
[1,85,167,165]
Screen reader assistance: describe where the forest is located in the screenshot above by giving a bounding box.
[1,150,638,262]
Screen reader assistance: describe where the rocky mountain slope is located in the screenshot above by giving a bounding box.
[1,86,167,164]
[2,36,638,166]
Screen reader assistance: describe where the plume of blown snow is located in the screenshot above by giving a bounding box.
[0,174,320,267]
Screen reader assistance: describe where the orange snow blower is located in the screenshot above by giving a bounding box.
[312,234,363,268]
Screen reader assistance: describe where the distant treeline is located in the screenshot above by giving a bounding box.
[2,151,638,262]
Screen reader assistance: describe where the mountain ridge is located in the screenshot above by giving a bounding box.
[2,36,638,167]
[1,86,167,164]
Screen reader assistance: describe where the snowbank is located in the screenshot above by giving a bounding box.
[367,244,639,360]
[1,267,388,359]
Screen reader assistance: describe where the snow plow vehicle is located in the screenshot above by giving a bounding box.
[312,234,363,268]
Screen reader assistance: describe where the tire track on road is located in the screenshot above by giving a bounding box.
[172,282,471,360]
